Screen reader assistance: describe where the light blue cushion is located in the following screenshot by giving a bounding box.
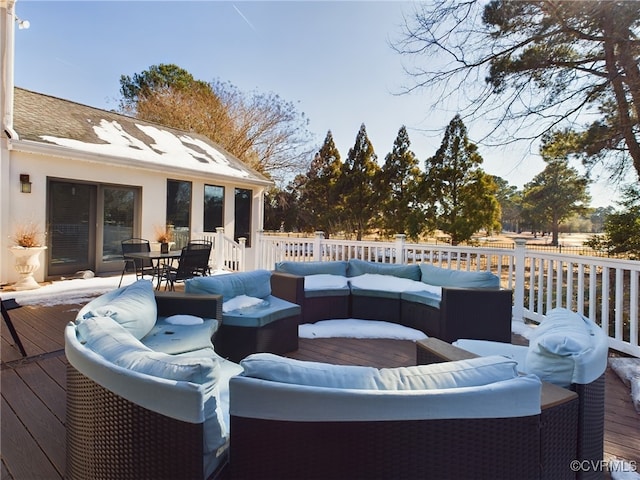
[275,261,348,277]
[240,353,518,391]
[222,295,300,328]
[78,279,157,339]
[419,264,499,288]
[77,316,220,385]
[525,308,608,386]
[140,318,219,354]
[185,270,272,301]
[348,259,421,280]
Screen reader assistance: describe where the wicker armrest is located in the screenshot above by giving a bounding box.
[270,271,304,304]
[154,291,222,321]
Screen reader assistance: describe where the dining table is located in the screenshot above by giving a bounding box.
[123,250,182,289]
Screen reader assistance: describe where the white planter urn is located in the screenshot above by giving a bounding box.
[9,246,47,290]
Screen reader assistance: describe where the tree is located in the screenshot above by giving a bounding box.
[521,136,591,245]
[589,184,640,257]
[394,1,640,184]
[424,115,501,245]
[337,124,381,240]
[378,126,426,241]
[297,131,343,236]
[492,176,522,233]
[119,64,313,183]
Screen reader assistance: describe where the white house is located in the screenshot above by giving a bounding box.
[0,0,272,286]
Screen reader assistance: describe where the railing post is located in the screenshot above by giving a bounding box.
[215,227,225,270]
[513,238,527,323]
[314,231,324,262]
[238,237,246,272]
[395,234,406,264]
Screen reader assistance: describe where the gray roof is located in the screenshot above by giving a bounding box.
[11,87,272,185]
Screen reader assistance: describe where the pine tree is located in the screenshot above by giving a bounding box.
[297,131,343,236]
[378,126,426,240]
[425,115,501,245]
[338,124,381,240]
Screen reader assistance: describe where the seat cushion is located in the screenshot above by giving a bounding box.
[401,289,442,308]
[77,279,157,339]
[419,263,499,288]
[349,274,437,299]
[185,270,272,301]
[140,318,218,355]
[275,261,348,277]
[348,259,421,280]
[222,295,300,328]
[526,308,609,386]
[240,353,519,391]
[303,274,350,298]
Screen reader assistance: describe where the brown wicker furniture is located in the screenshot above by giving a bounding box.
[271,259,512,343]
[65,290,237,480]
[227,348,578,480]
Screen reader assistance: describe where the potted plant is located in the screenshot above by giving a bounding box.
[153,224,174,254]
[8,222,47,290]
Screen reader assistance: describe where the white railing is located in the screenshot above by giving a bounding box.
[198,227,245,272]
[256,231,640,357]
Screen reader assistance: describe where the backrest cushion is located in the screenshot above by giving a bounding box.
[419,263,499,288]
[77,279,157,339]
[77,316,219,385]
[525,308,609,386]
[240,353,518,391]
[347,259,421,280]
[378,355,519,390]
[185,269,271,301]
[275,261,348,277]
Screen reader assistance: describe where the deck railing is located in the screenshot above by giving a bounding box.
[198,227,245,272]
[256,231,640,357]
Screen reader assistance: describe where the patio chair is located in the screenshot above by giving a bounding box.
[160,246,211,291]
[1,297,27,357]
[119,238,155,287]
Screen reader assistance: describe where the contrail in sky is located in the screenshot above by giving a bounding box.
[233,4,256,31]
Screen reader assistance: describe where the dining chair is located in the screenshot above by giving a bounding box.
[119,238,155,287]
[186,240,213,275]
[160,246,211,291]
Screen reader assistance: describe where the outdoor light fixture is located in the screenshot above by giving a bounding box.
[16,16,30,30]
[19,174,31,193]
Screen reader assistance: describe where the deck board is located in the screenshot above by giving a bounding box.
[1,299,639,479]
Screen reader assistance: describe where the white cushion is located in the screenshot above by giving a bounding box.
[240,353,518,391]
[165,314,204,325]
[526,308,609,386]
[79,279,157,339]
[348,273,442,295]
[222,295,266,313]
[304,274,349,291]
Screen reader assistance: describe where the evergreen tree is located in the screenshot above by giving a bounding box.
[424,115,501,245]
[378,126,426,241]
[599,185,640,257]
[338,124,381,240]
[522,135,591,246]
[298,131,343,236]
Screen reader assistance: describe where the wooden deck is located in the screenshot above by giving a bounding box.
[1,300,639,479]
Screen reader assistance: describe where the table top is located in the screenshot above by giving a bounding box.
[124,251,182,260]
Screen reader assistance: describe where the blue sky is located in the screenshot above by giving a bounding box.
[12,0,627,207]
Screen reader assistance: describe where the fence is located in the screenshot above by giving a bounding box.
[256,231,640,357]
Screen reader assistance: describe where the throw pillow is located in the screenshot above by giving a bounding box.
[81,279,157,339]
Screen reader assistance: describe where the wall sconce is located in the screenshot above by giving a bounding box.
[20,174,31,193]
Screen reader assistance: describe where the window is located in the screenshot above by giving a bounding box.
[234,188,252,247]
[167,180,192,250]
[204,184,224,232]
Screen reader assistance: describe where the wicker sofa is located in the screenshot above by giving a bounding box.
[65,280,242,480]
[272,259,513,342]
[227,351,579,479]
